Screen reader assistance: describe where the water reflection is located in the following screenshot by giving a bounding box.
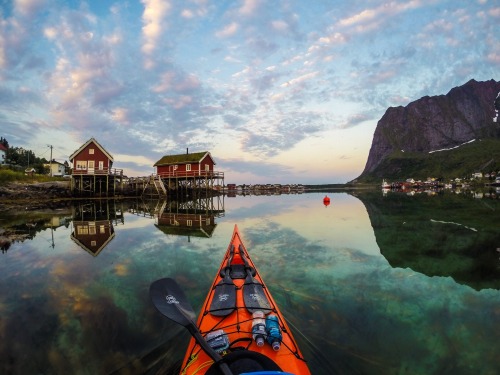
[155,197,224,239]
[70,200,123,256]
[0,192,498,374]
[354,190,500,290]
[0,206,72,252]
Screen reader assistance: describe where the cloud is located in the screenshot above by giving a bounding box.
[216,22,239,38]
[153,71,201,93]
[339,113,373,129]
[14,0,48,18]
[280,71,319,88]
[238,0,262,17]
[240,111,325,156]
[141,0,172,68]
[0,0,498,185]
[220,157,293,179]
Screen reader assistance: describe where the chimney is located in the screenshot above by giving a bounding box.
[186,148,189,154]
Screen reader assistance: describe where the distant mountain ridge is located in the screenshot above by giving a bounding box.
[357,79,500,181]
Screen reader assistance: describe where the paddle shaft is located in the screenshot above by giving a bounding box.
[239,245,255,277]
[222,244,235,276]
[149,278,234,375]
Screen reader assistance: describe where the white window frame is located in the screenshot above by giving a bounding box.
[186,164,191,171]
[76,160,87,170]
[89,148,94,154]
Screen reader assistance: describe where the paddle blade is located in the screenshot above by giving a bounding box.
[150,278,197,327]
[243,279,272,313]
[209,275,236,316]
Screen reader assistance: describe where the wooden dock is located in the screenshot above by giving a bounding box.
[128,170,224,197]
[71,168,125,196]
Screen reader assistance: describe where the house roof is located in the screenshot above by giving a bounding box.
[154,151,214,166]
[0,144,7,152]
[68,137,114,161]
[44,160,66,167]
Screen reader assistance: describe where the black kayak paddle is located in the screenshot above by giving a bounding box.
[149,278,233,375]
[209,245,237,316]
[239,245,272,314]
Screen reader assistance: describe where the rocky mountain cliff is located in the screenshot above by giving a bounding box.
[359,79,500,178]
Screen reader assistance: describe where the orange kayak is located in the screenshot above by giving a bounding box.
[177,224,311,375]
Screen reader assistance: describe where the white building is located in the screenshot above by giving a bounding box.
[44,160,66,176]
[0,144,7,165]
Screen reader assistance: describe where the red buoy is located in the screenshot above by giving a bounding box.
[323,195,330,207]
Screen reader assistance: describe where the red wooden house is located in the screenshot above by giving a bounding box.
[154,150,216,177]
[69,138,114,175]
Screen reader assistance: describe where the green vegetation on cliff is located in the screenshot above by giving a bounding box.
[357,138,500,183]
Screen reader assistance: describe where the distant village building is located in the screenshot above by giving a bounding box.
[44,160,66,176]
[24,167,36,176]
[0,143,7,165]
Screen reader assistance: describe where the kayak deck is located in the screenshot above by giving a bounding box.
[180,225,311,375]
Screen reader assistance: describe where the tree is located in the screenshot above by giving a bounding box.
[0,137,9,148]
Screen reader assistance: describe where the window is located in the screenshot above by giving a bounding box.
[186,164,191,171]
[89,148,94,154]
[206,218,211,225]
[205,164,210,171]
[98,161,104,170]
[187,220,193,227]
[77,225,89,235]
[91,241,96,247]
[76,160,87,170]
[174,165,178,170]
[100,225,105,233]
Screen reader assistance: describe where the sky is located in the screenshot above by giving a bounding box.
[0,0,498,184]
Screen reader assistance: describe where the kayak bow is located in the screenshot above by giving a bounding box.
[177,224,311,375]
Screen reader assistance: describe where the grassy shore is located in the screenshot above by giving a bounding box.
[0,168,67,185]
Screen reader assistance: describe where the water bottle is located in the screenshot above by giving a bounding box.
[265,314,282,351]
[251,310,266,347]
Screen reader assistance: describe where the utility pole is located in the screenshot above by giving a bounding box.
[48,145,53,176]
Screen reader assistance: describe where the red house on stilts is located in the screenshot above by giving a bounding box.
[69,138,123,195]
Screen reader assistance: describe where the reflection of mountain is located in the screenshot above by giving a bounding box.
[155,197,224,239]
[70,201,124,256]
[354,190,500,290]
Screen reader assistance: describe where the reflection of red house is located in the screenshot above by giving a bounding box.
[71,220,115,256]
[69,138,114,175]
[156,213,216,238]
[154,151,215,177]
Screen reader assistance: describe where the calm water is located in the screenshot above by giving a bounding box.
[0,191,499,375]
